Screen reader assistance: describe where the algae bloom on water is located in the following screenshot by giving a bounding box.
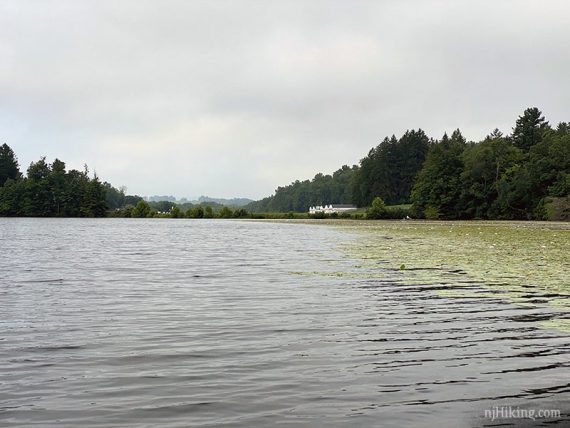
[335,220,570,332]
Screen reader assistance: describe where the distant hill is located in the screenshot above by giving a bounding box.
[146,195,177,202]
[143,195,254,207]
[196,196,254,207]
[144,195,254,207]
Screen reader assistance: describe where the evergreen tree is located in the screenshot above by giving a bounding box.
[512,107,550,152]
[23,158,53,216]
[81,175,108,217]
[49,159,67,216]
[132,200,151,218]
[103,182,126,210]
[0,178,25,215]
[459,132,523,219]
[351,131,429,206]
[0,143,21,186]
[411,130,466,219]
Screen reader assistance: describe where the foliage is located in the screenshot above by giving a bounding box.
[218,206,233,218]
[132,200,151,218]
[187,206,204,218]
[124,194,144,206]
[170,206,181,218]
[103,182,127,209]
[366,196,387,219]
[423,205,440,220]
[247,165,358,213]
[0,153,108,217]
[150,200,176,213]
[353,130,430,206]
[248,107,567,221]
[458,132,524,219]
[512,107,550,152]
[233,208,249,218]
[0,143,21,186]
[2,107,567,221]
[411,130,466,219]
[543,196,570,221]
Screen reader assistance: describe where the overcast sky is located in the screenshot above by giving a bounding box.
[1,0,569,199]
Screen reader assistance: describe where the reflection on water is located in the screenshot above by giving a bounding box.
[0,218,568,427]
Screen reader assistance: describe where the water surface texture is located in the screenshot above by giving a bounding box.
[0,219,568,427]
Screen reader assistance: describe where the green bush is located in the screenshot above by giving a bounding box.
[543,196,570,221]
[424,205,440,220]
[366,197,387,219]
[218,206,233,218]
[385,206,413,219]
[132,200,151,218]
[233,208,249,218]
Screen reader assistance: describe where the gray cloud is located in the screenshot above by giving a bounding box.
[1,0,569,198]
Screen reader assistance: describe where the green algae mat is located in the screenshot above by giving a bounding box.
[289,219,570,332]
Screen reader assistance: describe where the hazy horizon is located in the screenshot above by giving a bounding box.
[2,0,569,199]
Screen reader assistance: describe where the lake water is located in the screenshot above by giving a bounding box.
[0,219,568,427]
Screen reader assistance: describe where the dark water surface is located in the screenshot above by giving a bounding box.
[0,219,568,427]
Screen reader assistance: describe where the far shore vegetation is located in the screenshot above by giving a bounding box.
[1,107,568,220]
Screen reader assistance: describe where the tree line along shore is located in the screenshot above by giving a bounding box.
[1,107,568,220]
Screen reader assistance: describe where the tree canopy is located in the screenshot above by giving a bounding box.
[250,108,569,220]
[2,107,568,221]
[0,143,21,186]
[0,155,108,217]
[411,109,569,220]
[512,107,549,152]
[352,129,430,207]
[247,165,358,213]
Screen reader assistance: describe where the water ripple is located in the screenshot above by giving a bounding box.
[0,218,568,427]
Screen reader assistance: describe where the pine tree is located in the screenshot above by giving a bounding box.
[0,143,21,186]
[512,107,550,152]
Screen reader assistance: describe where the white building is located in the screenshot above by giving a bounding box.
[309,204,357,214]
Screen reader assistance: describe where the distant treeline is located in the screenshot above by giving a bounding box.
[246,165,357,213]
[145,195,254,207]
[110,199,252,219]
[1,107,568,220]
[247,108,570,220]
[0,151,108,217]
[0,147,250,218]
